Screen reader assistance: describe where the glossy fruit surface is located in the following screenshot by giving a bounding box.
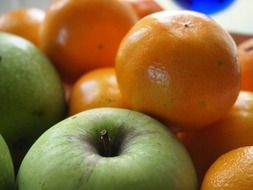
[69,68,128,115]
[238,38,253,91]
[17,108,198,190]
[0,8,45,47]
[201,146,253,190]
[41,0,138,83]
[178,91,253,181]
[116,10,240,130]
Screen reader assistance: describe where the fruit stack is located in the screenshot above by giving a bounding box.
[0,0,253,189]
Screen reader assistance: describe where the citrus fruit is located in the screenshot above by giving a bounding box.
[40,0,138,83]
[238,38,253,91]
[122,0,163,18]
[116,10,240,130]
[178,91,253,181]
[69,67,128,115]
[0,135,15,190]
[0,32,66,150]
[230,33,252,45]
[0,8,45,47]
[201,146,253,190]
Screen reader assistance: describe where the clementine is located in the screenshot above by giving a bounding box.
[178,91,253,182]
[116,10,240,130]
[40,0,138,83]
[238,38,253,91]
[230,33,252,45]
[201,146,253,190]
[0,8,45,47]
[121,0,163,19]
[69,67,128,115]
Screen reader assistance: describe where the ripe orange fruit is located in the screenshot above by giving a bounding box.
[69,67,128,115]
[230,33,252,45]
[116,10,240,130]
[178,91,253,182]
[201,146,253,190]
[0,8,45,47]
[40,0,138,83]
[121,0,163,18]
[238,38,253,91]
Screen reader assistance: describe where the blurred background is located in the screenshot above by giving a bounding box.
[0,0,50,13]
[0,0,252,43]
[156,0,253,35]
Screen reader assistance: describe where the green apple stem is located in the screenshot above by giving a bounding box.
[100,129,111,157]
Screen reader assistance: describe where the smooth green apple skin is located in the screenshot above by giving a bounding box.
[17,108,198,190]
[0,32,66,144]
[0,135,15,190]
[0,32,66,170]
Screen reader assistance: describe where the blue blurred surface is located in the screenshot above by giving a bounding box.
[173,0,235,15]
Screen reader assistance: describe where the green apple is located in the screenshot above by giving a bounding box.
[0,135,15,190]
[0,32,66,169]
[17,108,198,190]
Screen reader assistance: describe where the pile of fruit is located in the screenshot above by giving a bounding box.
[0,0,253,189]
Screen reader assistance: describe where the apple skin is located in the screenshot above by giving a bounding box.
[17,108,198,190]
[0,135,15,190]
[0,32,66,170]
[0,32,66,145]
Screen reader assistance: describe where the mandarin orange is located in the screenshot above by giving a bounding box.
[178,91,253,181]
[201,146,253,190]
[40,0,138,83]
[116,10,240,130]
[69,67,128,115]
[0,8,45,47]
[238,38,253,91]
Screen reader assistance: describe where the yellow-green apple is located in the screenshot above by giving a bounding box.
[17,108,198,190]
[0,32,66,170]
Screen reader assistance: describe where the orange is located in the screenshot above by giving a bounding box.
[0,8,45,47]
[178,91,253,182]
[116,10,240,130]
[68,67,128,115]
[238,38,253,91]
[230,33,252,45]
[201,146,253,190]
[40,0,138,83]
[121,0,163,19]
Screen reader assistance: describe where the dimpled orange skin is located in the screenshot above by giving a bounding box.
[69,68,128,115]
[40,0,138,83]
[0,8,45,47]
[238,38,253,91]
[178,91,253,182]
[201,146,253,190]
[116,10,240,130]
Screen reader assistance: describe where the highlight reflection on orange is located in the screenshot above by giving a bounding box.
[69,68,128,115]
[116,10,240,130]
